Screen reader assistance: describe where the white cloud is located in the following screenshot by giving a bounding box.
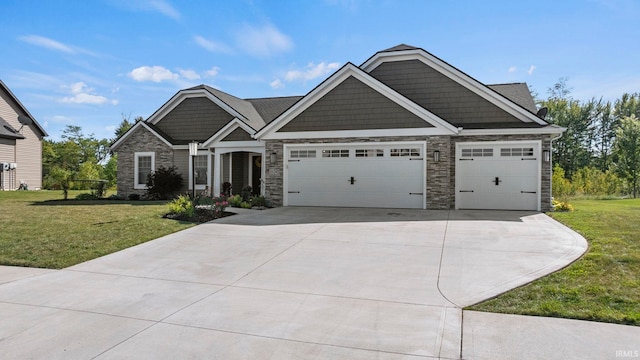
[51,115,74,123]
[270,79,284,89]
[19,35,75,53]
[528,65,536,75]
[146,0,181,20]
[235,23,293,57]
[128,65,179,82]
[194,35,232,53]
[205,66,220,77]
[508,66,517,73]
[179,69,201,80]
[284,62,341,82]
[60,82,118,105]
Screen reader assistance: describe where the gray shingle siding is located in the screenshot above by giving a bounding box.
[155,97,234,142]
[278,76,433,132]
[369,60,530,127]
[222,127,252,141]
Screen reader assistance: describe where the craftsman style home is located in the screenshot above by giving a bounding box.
[111,45,564,211]
[0,80,47,190]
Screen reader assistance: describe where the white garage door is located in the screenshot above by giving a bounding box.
[456,142,540,211]
[285,143,425,208]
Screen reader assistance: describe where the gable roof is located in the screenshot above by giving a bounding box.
[487,83,537,114]
[362,45,548,126]
[0,80,48,137]
[247,96,303,124]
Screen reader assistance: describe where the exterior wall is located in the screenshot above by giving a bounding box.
[155,97,234,142]
[0,138,16,190]
[278,76,432,132]
[369,60,526,127]
[222,127,252,141]
[0,90,44,190]
[265,134,552,211]
[114,126,174,197]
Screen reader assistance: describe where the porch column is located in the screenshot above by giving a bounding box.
[213,150,221,196]
[260,147,266,196]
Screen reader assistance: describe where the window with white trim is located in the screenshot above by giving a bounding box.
[355,149,384,157]
[500,147,534,157]
[390,148,420,157]
[290,150,317,158]
[194,155,208,185]
[322,149,349,158]
[134,152,155,189]
[461,148,493,157]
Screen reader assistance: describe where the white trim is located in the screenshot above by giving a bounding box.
[134,152,155,190]
[202,118,257,147]
[454,140,542,211]
[283,141,426,209]
[361,49,548,125]
[255,63,458,140]
[188,150,212,191]
[111,122,172,151]
[260,127,452,140]
[148,90,247,125]
[248,153,262,195]
[458,126,566,136]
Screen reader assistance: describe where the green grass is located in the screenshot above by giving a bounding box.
[470,198,640,326]
[0,191,195,269]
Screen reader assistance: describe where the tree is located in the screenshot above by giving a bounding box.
[614,115,640,198]
[112,114,141,143]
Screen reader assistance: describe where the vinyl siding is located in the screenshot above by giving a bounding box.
[278,76,432,132]
[222,127,253,141]
[155,97,234,142]
[0,90,44,189]
[369,60,527,127]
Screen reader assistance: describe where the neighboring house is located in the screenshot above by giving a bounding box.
[0,80,47,190]
[112,44,564,211]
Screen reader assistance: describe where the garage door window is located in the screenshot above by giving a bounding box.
[390,148,420,157]
[322,149,349,158]
[290,150,316,158]
[355,149,384,157]
[500,147,534,157]
[461,148,493,157]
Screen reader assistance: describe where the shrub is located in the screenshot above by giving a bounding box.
[250,195,267,207]
[108,194,124,200]
[128,193,140,201]
[75,193,99,200]
[552,198,574,212]
[241,185,253,202]
[167,195,195,218]
[240,201,252,209]
[146,166,184,200]
[222,182,232,196]
[227,194,243,207]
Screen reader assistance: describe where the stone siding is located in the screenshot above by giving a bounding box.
[115,126,176,197]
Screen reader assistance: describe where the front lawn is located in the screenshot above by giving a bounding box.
[0,191,195,269]
[470,198,640,326]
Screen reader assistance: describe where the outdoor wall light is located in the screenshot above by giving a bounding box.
[433,150,440,163]
[543,150,550,162]
[270,152,277,163]
[189,141,199,198]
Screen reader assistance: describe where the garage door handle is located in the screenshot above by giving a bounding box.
[521,157,537,160]
[409,158,423,160]
[288,191,300,194]
[521,191,537,194]
[459,158,474,161]
[459,190,474,193]
[409,192,423,195]
[288,159,300,162]
[348,176,356,185]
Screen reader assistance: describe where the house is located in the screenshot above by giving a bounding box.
[0,80,48,190]
[112,44,564,211]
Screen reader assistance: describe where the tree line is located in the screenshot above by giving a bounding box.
[542,79,640,198]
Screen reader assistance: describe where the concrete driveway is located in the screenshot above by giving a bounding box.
[0,207,636,359]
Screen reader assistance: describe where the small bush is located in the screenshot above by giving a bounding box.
[108,194,124,200]
[146,166,184,200]
[250,195,267,207]
[128,193,140,201]
[227,194,243,207]
[240,201,252,209]
[167,195,195,218]
[552,198,574,212]
[241,185,253,202]
[75,193,99,200]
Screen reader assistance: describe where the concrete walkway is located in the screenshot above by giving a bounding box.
[0,207,636,359]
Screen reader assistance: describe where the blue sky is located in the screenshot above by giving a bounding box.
[1,0,638,141]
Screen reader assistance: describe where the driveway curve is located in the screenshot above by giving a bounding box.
[0,207,590,359]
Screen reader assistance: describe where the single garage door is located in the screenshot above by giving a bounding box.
[285,143,425,208]
[456,142,540,211]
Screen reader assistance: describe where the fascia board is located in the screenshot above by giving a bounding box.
[256,63,458,139]
[260,127,453,140]
[202,118,256,147]
[362,49,548,126]
[110,121,172,151]
[147,89,247,125]
[458,126,566,136]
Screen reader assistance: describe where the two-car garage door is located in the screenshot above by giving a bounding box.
[456,142,541,211]
[285,143,425,209]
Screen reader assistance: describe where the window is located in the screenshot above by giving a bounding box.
[390,148,420,157]
[290,150,316,158]
[134,152,155,189]
[355,149,384,157]
[322,149,349,158]
[194,155,208,185]
[500,147,534,157]
[461,148,493,157]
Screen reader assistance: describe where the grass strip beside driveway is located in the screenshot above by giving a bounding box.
[470,198,640,326]
[0,191,194,269]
